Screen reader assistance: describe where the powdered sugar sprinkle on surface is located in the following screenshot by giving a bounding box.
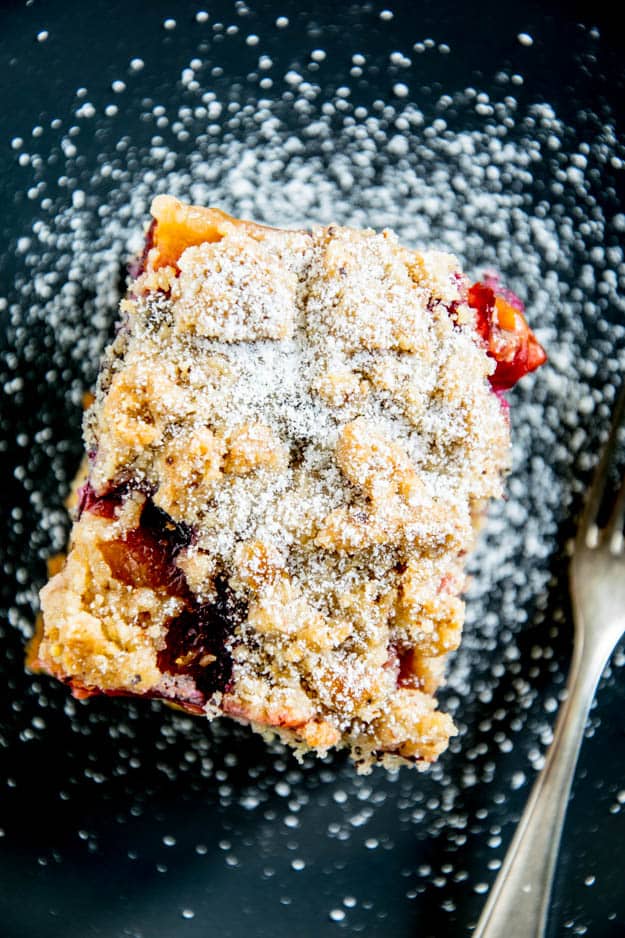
[1,6,625,933]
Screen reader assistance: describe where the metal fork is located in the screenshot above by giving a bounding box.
[474,382,625,938]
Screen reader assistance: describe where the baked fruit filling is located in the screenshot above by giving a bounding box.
[29,196,545,771]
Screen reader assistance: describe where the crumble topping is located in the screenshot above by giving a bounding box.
[31,196,544,772]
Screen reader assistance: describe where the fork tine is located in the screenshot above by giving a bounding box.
[578,380,625,547]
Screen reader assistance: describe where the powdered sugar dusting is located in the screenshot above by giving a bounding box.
[1,4,625,934]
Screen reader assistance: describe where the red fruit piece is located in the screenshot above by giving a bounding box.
[78,482,125,519]
[467,281,546,391]
[157,575,246,700]
[98,530,185,595]
[98,499,191,596]
[81,488,192,596]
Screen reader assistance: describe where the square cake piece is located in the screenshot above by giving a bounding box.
[29,196,545,771]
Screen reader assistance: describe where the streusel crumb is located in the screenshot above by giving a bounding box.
[30,196,545,772]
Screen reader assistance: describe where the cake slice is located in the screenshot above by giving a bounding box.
[29,196,545,771]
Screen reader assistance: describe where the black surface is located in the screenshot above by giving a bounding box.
[1,2,625,937]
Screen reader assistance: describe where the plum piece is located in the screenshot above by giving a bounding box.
[157,575,246,700]
[468,281,546,391]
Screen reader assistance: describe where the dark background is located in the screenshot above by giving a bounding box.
[1,2,625,936]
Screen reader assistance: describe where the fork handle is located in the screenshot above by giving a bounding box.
[473,638,609,938]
